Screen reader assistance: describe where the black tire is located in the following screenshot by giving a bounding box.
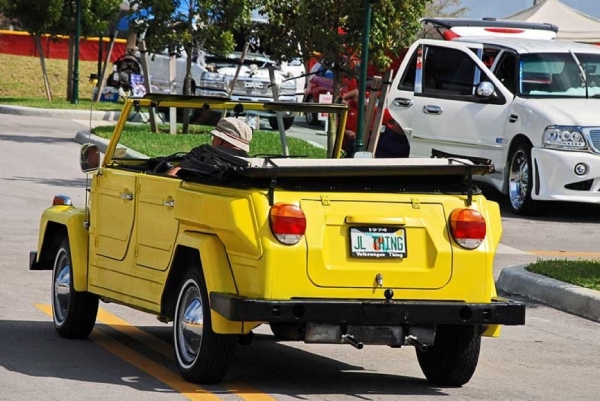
[173,269,236,384]
[268,116,295,130]
[416,325,481,387]
[305,96,322,126]
[508,142,538,215]
[51,237,99,339]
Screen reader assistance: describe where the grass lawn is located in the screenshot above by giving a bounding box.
[0,53,121,110]
[92,124,328,158]
[526,259,600,291]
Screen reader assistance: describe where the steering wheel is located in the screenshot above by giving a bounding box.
[152,152,187,174]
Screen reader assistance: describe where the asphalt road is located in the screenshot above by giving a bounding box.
[1,114,600,400]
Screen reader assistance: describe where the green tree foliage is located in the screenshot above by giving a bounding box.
[425,0,469,18]
[256,0,430,99]
[128,0,252,132]
[129,0,252,57]
[52,0,121,37]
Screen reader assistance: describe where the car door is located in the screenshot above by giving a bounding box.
[92,168,137,261]
[388,41,421,135]
[135,174,181,272]
[406,40,513,166]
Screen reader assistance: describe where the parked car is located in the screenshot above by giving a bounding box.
[30,94,525,387]
[198,52,300,130]
[108,50,207,96]
[388,18,600,214]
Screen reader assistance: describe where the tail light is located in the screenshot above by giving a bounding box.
[449,208,486,249]
[269,203,306,245]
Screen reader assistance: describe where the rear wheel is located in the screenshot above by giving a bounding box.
[52,237,99,339]
[173,269,236,384]
[268,116,295,130]
[416,325,481,387]
[304,96,321,126]
[508,143,538,215]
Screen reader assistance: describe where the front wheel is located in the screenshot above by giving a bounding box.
[173,269,236,384]
[52,237,99,339]
[268,116,295,130]
[508,143,538,215]
[416,325,481,387]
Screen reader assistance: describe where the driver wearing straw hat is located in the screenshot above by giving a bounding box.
[167,117,253,176]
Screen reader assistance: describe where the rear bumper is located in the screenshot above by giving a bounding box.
[210,293,526,326]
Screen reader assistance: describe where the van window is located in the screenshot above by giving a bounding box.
[422,46,477,96]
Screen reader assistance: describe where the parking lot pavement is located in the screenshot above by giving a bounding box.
[2,103,600,324]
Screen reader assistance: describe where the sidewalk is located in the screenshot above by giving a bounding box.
[2,102,600,324]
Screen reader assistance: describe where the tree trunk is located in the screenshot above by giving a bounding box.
[95,31,118,102]
[182,41,192,134]
[34,34,52,101]
[66,36,75,101]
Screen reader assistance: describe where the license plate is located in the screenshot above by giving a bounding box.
[349,226,407,258]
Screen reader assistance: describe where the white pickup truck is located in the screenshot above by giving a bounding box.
[198,52,301,130]
[387,18,600,214]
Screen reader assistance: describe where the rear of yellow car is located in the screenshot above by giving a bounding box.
[208,161,525,387]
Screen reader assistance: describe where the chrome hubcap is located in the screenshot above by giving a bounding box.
[53,249,71,324]
[509,149,529,211]
[176,282,204,367]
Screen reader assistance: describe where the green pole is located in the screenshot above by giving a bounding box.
[71,0,82,104]
[355,0,374,153]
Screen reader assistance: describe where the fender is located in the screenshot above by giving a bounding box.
[36,206,90,292]
[176,232,256,334]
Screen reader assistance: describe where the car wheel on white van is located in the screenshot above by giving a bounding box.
[508,143,538,215]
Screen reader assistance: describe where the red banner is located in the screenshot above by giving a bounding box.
[0,30,127,63]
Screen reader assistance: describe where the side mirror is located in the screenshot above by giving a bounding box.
[476,81,495,98]
[80,143,100,173]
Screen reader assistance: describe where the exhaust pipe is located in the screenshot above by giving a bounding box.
[342,334,364,349]
[406,335,428,352]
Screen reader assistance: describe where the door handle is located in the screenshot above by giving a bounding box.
[422,105,443,115]
[392,98,413,107]
[164,200,175,207]
[120,192,133,201]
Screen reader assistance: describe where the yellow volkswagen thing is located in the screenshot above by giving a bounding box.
[30,94,525,387]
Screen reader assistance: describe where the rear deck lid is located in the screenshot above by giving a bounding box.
[302,197,452,290]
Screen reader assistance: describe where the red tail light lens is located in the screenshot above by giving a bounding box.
[269,203,306,245]
[449,208,486,249]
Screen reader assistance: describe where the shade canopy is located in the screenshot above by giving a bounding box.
[504,0,600,43]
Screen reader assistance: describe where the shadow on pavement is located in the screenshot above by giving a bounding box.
[0,134,75,144]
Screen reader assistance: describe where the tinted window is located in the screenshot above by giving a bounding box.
[422,46,477,96]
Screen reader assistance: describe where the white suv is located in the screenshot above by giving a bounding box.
[388,18,600,214]
[198,52,300,130]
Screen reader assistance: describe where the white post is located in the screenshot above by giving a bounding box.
[169,55,177,134]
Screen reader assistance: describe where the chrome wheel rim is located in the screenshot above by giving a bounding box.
[53,248,71,325]
[509,149,529,211]
[176,280,204,368]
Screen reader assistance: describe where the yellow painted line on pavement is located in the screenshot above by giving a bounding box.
[36,304,220,401]
[529,251,600,258]
[36,304,276,401]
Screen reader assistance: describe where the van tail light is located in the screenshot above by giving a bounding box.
[269,203,306,245]
[449,208,486,249]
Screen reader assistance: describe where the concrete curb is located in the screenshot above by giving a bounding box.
[0,104,121,121]
[75,130,147,159]
[497,265,600,323]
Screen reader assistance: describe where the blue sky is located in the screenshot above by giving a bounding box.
[462,0,600,19]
